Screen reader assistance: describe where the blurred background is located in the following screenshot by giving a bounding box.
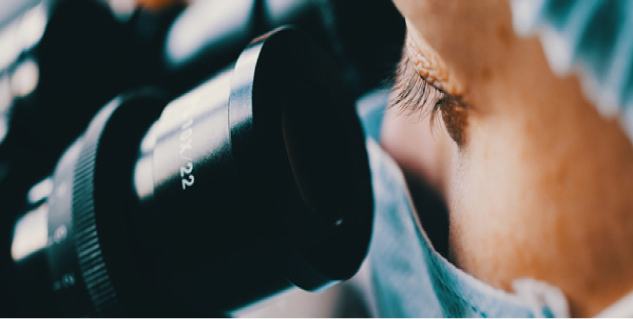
[0,0,404,316]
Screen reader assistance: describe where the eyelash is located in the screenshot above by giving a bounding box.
[390,53,448,120]
[389,53,467,146]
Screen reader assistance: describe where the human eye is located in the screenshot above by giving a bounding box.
[390,34,469,147]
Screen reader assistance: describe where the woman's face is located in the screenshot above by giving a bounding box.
[383,0,633,316]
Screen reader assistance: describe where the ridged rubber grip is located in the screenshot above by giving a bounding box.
[72,102,120,317]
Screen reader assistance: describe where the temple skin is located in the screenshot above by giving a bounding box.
[383,0,633,316]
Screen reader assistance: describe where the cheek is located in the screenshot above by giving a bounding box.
[447,113,532,280]
[381,106,455,192]
[446,102,633,315]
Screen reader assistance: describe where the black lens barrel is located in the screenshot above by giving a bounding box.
[11,27,373,317]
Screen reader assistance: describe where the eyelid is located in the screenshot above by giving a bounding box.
[405,30,464,97]
[389,43,469,146]
[390,47,452,119]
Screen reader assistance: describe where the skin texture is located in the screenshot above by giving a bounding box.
[382,0,633,317]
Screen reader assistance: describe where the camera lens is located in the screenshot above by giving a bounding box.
[10,27,373,317]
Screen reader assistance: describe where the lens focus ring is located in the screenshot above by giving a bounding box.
[72,101,121,316]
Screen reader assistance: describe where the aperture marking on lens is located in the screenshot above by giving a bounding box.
[179,108,195,190]
[53,225,67,243]
[52,272,76,291]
